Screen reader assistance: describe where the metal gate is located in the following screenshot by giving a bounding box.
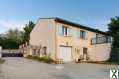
[1,49,23,57]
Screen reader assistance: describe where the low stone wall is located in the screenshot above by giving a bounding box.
[89,43,111,61]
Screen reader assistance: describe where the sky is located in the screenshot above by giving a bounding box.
[0,0,119,33]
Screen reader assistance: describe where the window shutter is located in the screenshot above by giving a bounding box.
[77,30,80,38]
[85,31,88,40]
[58,24,63,36]
[67,28,72,36]
[67,28,70,36]
[73,29,76,37]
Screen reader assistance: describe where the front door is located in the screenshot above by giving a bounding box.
[83,47,88,61]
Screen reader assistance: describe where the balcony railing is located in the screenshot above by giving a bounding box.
[91,36,112,45]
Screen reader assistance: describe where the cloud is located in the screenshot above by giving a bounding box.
[0,19,26,33]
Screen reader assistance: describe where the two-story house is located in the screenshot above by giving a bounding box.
[28,17,112,62]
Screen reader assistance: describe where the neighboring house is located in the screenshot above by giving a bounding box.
[29,17,112,62]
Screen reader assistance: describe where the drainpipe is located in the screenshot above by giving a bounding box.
[54,21,57,60]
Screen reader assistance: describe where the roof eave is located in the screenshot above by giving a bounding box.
[54,17,110,36]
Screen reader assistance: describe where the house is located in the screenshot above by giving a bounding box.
[28,17,112,62]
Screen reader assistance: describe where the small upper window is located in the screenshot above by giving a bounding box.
[62,26,68,36]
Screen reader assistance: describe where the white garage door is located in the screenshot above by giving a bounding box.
[59,46,72,62]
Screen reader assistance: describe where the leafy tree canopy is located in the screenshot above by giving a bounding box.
[0,29,22,49]
[0,21,35,49]
[108,16,119,63]
[21,21,35,43]
[108,16,119,35]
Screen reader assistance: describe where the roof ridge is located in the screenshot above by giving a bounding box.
[38,17,110,35]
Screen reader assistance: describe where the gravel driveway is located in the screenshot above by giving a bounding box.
[0,57,118,79]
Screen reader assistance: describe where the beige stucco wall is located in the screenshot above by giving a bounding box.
[30,18,111,62]
[55,22,111,61]
[89,43,111,61]
[30,19,56,59]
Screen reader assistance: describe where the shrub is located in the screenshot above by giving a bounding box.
[27,55,54,64]
[0,58,5,64]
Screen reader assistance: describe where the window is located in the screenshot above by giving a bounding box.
[58,24,71,36]
[80,30,86,39]
[33,49,37,55]
[43,47,47,55]
[96,34,102,38]
[62,26,67,35]
[91,36,112,45]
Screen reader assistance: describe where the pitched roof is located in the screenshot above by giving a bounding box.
[40,17,110,36]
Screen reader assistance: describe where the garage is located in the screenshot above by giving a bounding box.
[59,46,72,62]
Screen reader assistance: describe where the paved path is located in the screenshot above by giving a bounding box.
[0,57,118,79]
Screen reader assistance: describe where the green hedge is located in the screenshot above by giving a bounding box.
[26,55,54,64]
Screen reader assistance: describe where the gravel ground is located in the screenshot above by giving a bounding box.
[0,57,118,79]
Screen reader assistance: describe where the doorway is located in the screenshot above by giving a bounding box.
[83,47,88,61]
[59,46,72,62]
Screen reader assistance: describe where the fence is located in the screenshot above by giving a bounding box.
[1,49,23,57]
[1,49,21,54]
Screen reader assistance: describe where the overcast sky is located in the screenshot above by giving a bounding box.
[0,0,119,33]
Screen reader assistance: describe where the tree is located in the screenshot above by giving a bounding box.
[0,21,35,49]
[0,29,22,49]
[21,21,35,44]
[108,16,119,63]
[6,29,22,43]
